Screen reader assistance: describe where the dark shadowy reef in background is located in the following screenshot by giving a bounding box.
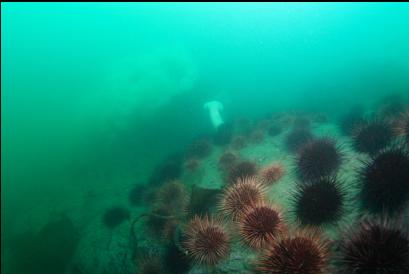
[5,215,79,274]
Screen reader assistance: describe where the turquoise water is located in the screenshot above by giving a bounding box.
[2,3,409,274]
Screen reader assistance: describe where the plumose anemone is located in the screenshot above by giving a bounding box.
[183,215,230,265]
[258,229,329,274]
[359,146,409,214]
[337,218,409,274]
[291,177,346,227]
[203,100,224,129]
[352,119,393,155]
[296,138,343,181]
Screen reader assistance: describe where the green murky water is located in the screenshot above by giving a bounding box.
[2,3,409,274]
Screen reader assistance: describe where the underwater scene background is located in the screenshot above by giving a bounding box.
[2,2,409,274]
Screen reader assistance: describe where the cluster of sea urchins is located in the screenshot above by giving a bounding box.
[177,110,409,272]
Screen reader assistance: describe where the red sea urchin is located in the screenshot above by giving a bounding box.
[219,176,266,221]
[183,215,230,265]
[337,218,409,274]
[296,138,343,181]
[258,229,330,274]
[259,163,285,186]
[218,151,238,171]
[156,180,189,213]
[239,202,284,249]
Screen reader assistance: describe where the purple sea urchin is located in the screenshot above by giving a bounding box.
[337,218,409,274]
[285,127,314,153]
[352,119,393,155]
[359,146,409,214]
[296,138,343,181]
[292,177,346,226]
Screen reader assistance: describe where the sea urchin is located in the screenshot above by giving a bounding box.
[359,147,409,214]
[394,111,409,143]
[258,230,329,274]
[227,160,258,185]
[183,215,230,265]
[219,176,266,221]
[352,120,393,155]
[285,127,314,153]
[337,219,409,274]
[259,163,285,186]
[292,177,346,227]
[296,138,343,181]
[239,202,284,249]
